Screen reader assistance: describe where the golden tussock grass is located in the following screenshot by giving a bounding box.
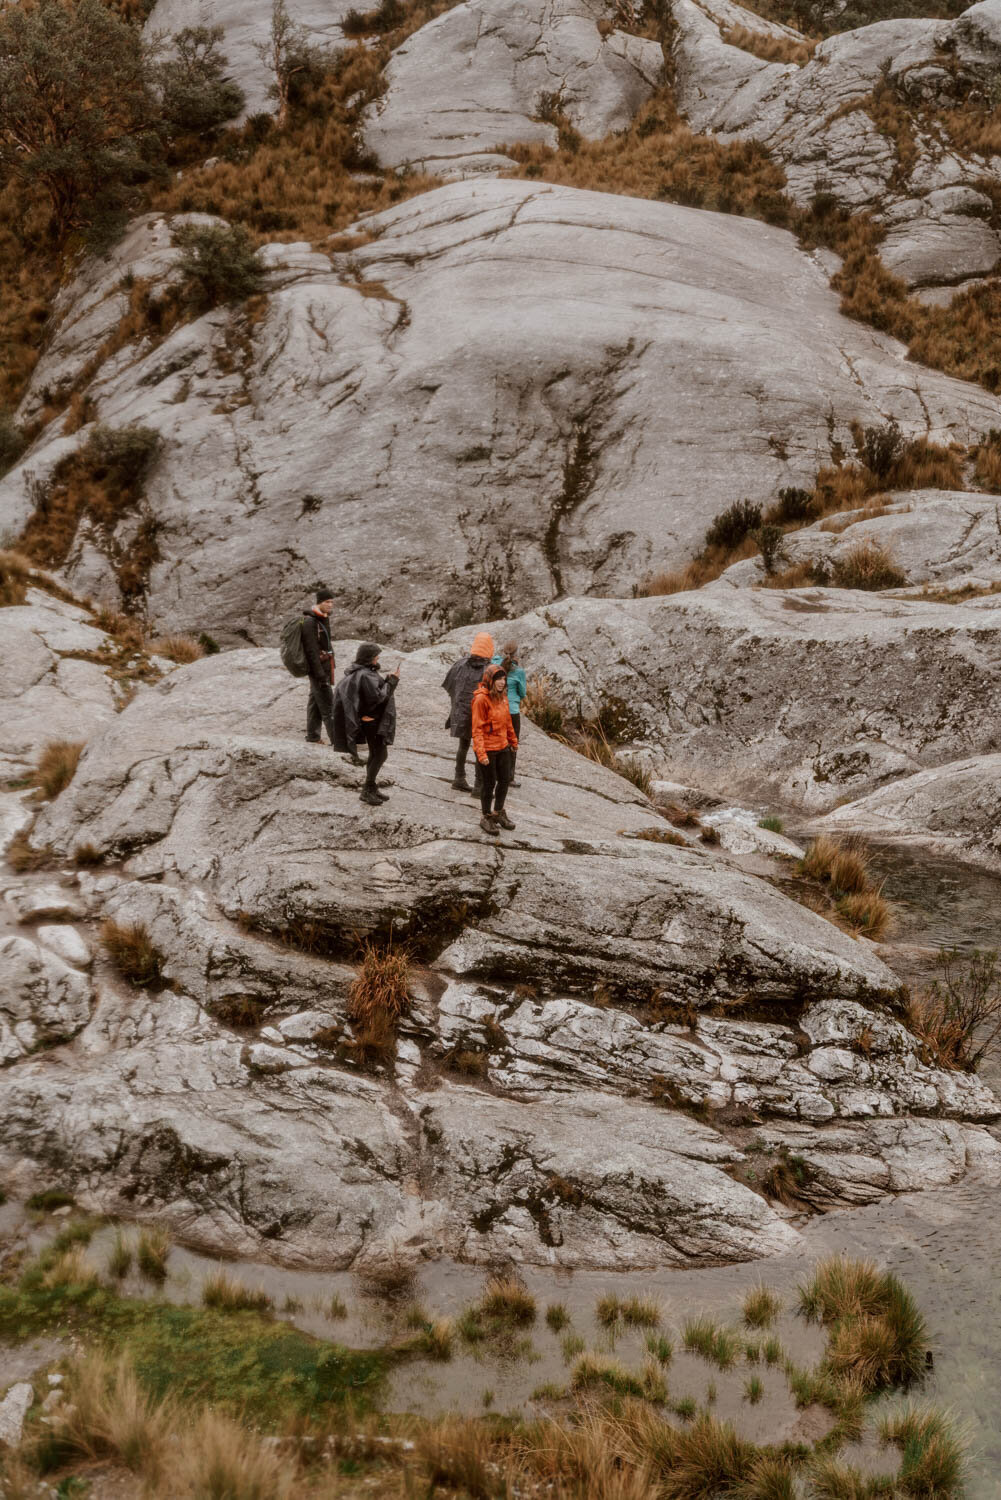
[31,738,85,800]
[101,919,165,986]
[46,1351,175,1482]
[148,633,205,663]
[0,549,33,606]
[41,1245,101,1291]
[172,1407,297,1499]
[507,95,790,224]
[974,431,1001,492]
[480,1275,537,1325]
[719,20,815,64]
[348,939,410,1055]
[798,836,892,938]
[829,537,906,591]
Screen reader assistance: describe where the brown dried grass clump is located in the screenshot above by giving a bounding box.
[798,836,892,938]
[835,888,892,940]
[974,431,1001,492]
[31,739,85,799]
[508,94,790,224]
[906,948,1001,1071]
[720,20,815,63]
[830,538,906,591]
[148,633,205,664]
[7,834,56,872]
[101,919,165,986]
[348,939,410,1054]
[45,1350,175,1482]
[0,549,32,606]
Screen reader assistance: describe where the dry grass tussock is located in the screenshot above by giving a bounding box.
[136,1224,171,1281]
[101,919,165,986]
[348,939,410,1055]
[0,549,32,607]
[830,537,906,590]
[30,739,85,800]
[798,835,892,939]
[719,20,815,63]
[148,632,205,664]
[202,1268,274,1312]
[906,947,1001,1071]
[42,1350,175,1482]
[799,1255,928,1391]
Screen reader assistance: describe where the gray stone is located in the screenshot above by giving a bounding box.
[0,1382,33,1449]
[36,925,92,969]
[0,936,93,1067]
[363,0,663,174]
[6,885,86,923]
[451,587,1001,810]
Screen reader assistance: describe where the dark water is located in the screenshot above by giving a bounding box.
[864,841,1001,953]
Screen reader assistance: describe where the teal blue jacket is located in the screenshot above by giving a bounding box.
[492,655,527,717]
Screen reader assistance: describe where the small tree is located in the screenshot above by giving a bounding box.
[0,0,163,239]
[156,27,245,138]
[255,0,324,129]
[174,223,264,308]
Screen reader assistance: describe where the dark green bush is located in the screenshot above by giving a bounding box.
[858,419,904,479]
[772,485,815,523]
[755,523,785,573]
[705,499,762,552]
[84,424,162,495]
[157,26,245,137]
[174,222,264,308]
[0,410,26,477]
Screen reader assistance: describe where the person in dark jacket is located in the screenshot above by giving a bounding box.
[303,588,337,745]
[442,631,494,793]
[333,643,400,805]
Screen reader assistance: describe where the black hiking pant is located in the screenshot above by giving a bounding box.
[479,748,513,815]
[455,736,482,788]
[306,675,336,743]
[510,713,520,777]
[361,726,389,789]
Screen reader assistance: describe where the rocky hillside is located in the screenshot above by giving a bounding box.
[2,0,1001,1275]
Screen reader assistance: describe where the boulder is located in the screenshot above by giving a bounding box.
[0,936,93,1067]
[3,183,1001,642]
[716,490,1001,593]
[362,0,664,174]
[0,592,119,778]
[453,588,1001,810]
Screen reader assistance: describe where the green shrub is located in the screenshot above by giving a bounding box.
[157,27,245,137]
[705,499,762,551]
[0,410,26,476]
[858,418,904,479]
[771,485,815,522]
[84,423,162,494]
[755,522,785,573]
[174,222,264,309]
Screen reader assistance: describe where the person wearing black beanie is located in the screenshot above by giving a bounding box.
[333,643,401,804]
[303,588,337,745]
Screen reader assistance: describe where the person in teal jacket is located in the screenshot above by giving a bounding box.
[493,641,527,786]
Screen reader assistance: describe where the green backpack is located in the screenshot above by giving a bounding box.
[280,614,308,677]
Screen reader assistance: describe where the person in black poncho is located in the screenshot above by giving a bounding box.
[333,643,400,805]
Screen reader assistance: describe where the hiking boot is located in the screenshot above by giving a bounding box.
[360,787,387,806]
[479,814,499,836]
[451,776,472,792]
[343,752,366,766]
[495,809,516,830]
[509,779,521,789]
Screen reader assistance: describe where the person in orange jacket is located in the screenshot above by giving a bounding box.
[471,663,519,835]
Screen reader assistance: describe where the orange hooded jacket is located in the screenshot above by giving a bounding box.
[471,666,519,763]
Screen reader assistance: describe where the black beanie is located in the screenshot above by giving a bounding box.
[315,587,334,603]
[355,642,381,665]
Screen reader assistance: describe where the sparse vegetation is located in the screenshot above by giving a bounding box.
[682,1316,741,1369]
[148,633,205,664]
[30,739,85,800]
[174,221,265,309]
[799,1256,928,1392]
[720,21,814,63]
[830,537,906,591]
[743,1284,781,1328]
[757,816,784,834]
[101,919,165,987]
[136,1225,171,1282]
[108,1231,133,1280]
[546,1302,571,1332]
[798,835,891,939]
[479,1275,536,1325]
[202,1269,274,1313]
[906,947,1001,1071]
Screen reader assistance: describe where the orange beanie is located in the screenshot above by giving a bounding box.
[471,632,494,658]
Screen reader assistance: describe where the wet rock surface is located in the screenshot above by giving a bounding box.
[0,626,997,1268]
[5,183,1001,642]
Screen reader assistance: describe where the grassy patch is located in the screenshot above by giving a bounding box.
[135,1226,170,1282]
[682,1317,740,1369]
[202,1268,274,1313]
[906,947,1001,1071]
[743,1285,781,1329]
[799,1256,928,1393]
[797,836,891,940]
[347,939,410,1059]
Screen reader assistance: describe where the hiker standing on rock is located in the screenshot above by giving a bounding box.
[302,588,337,746]
[472,663,518,836]
[493,640,526,788]
[333,643,400,806]
[443,631,494,793]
